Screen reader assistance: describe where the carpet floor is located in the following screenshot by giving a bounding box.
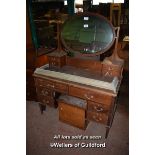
[26,91,128,155]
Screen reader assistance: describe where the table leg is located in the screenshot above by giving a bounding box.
[105,126,110,139]
[39,103,46,114]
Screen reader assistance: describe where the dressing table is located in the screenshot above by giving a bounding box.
[33,12,124,138]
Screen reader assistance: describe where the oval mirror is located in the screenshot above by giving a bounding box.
[61,13,115,56]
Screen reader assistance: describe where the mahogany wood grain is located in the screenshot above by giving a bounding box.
[59,101,86,129]
[87,101,110,113]
[69,85,112,105]
[87,111,108,124]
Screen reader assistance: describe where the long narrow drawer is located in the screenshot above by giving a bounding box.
[35,78,68,93]
[87,111,108,124]
[87,101,110,113]
[69,86,112,105]
[35,78,55,88]
[38,95,54,107]
[54,82,68,93]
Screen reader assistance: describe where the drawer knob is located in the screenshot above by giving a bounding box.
[84,94,93,100]
[47,84,55,88]
[41,90,49,96]
[45,91,48,95]
[93,115,102,122]
[90,95,94,99]
[94,106,104,112]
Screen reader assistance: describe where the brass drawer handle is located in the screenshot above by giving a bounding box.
[47,84,55,88]
[93,115,102,122]
[41,90,49,96]
[84,94,93,100]
[94,106,104,112]
[43,99,49,104]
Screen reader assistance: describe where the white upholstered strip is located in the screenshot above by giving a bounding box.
[34,67,119,93]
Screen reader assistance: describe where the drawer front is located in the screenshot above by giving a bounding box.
[49,61,60,67]
[48,56,66,68]
[102,64,121,77]
[87,111,108,124]
[69,86,112,105]
[35,78,55,88]
[38,95,54,106]
[49,57,60,63]
[35,78,68,93]
[36,87,52,97]
[54,82,68,93]
[87,101,110,113]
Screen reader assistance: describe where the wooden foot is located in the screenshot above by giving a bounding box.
[105,126,110,139]
[54,101,58,108]
[39,103,46,114]
[53,92,60,108]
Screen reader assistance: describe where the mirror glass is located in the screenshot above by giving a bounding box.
[61,13,115,55]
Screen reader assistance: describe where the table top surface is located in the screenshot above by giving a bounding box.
[34,64,120,95]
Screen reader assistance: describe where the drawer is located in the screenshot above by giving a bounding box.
[48,55,66,68]
[49,61,60,67]
[49,56,60,62]
[36,87,52,97]
[87,111,108,124]
[35,78,55,88]
[87,101,110,113]
[35,78,68,93]
[102,63,122,77]
[38,95,54,106]
[54,82,68,93]
[69,86,112,105]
